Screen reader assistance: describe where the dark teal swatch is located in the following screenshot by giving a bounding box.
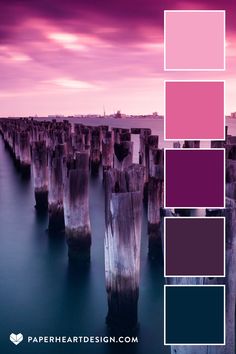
[165,285,225,344]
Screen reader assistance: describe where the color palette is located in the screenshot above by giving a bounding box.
[163,8,227,348]
[164,149,225,208]
[164,285,225,345]
[164,10,225,70]
[164,217,225,277]
[164,81,225,140]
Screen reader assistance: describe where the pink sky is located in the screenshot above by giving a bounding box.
[0,0,235,116]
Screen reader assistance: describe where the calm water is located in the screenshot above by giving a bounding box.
[0,119,170,354]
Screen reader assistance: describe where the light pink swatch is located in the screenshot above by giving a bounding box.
[165,81,225,140]
[165,11,225,70]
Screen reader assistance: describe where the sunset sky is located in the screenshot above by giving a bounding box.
[0,0,235,116]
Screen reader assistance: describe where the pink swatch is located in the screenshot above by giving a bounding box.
[164,11,225,70]
[165,81,225,140]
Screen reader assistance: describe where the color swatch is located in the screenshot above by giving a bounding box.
[164,217,225,277]
[165,81,225,140]
[164,149,225,208]
[164,10,225,70]
[164,285,225,345]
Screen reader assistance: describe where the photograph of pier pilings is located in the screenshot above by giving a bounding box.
[0,117,235,354]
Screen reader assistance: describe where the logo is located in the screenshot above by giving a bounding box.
[9,333,23,345]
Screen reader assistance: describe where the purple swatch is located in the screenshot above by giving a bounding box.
[165,217,225,276]
[165,149,225,208]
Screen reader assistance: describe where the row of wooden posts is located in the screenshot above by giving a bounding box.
[0,118,235,350]
[0,118,163,330]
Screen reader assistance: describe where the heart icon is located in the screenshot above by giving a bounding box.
[9,333,23,345]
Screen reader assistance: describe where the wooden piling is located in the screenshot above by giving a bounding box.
[32,141,48,211]
[72,132,85,152]
[226,159,236,183]
[131,128,141,134]
[211,141,225,148]
[120,131,131,142]
[112,128,121,144]
[114,141,133,171]
[173,141,181,149]
[90,128,101,176]
[48,144,65,232]
[147,148,164,257]
[63,151,91,261]
[102,131,114,176]
[104,166,144,330]
[19,130,31,176]
[13,130,21,166]
[227,144,236,160]
[139,128,152,165]
[182,140,200,148]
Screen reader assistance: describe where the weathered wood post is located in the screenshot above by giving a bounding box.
[1,120,18,158]
[120,131,131,142]
[147,148,164,257]
[32,140,48,211]
[227,135,236,146]
[90,127,101,176]
[83,126,91,150]
[13,130,21,167]
[139,129,152,165]
[72,123,84,152]
[104,166,144,330]
[72,133,85,152]
[63,151,91,261]
[19,130,31,177]
[99,125,109,150]
[182,140,200,148]
[145,135,159,177]
[114,141,133,171]
[211,125,227,150]
[226,157,236,200]
[131,128,141,134]
[226,159,236,183]
[226,140,236,160]
[102,131,114,177]
[139,130,154,201]
[225,151,236,343]
[211,141,225,149]
[173,141,181,149]
[125,164,145,195]
[223,143,236,205]
[48,144,65,232]
[113,128,121,144]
